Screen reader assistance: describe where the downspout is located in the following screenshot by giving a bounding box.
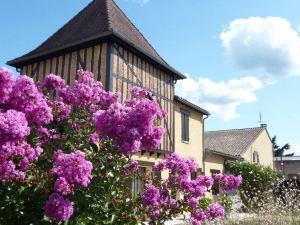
[202,114,209,175]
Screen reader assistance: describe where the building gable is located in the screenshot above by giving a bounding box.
[205,127,266,158]
[7,0,184,80]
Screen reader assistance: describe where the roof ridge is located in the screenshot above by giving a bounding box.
[205,127,264,133]
[109,0,167,64]
[105,0,113,30]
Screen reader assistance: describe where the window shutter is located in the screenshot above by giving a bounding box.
[181,112,185,140]
[181,109,190,142]
[186,114,189,141]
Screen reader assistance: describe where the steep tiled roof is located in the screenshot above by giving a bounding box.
[204,127,266,157]
[8,0,185,79]
[174,95,210,115]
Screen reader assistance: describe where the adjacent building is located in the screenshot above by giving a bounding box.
[205,126,274,172]
[274,156,300,179]
[174,95,210,177]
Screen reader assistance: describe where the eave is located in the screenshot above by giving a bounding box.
[7,31,186,80]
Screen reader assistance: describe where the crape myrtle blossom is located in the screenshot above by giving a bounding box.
[58,70,118,108]
[0,141,42,181]
[0,110,30,144]
[36,127,61,147]
[43,74,66,91]
[191,210,206,225]
[89,132,100,144]
[143,154,240,224]
[0,109,42,181]
[51,150,93,195]
[43,193,74,222]
[0,67,239,223]
[121,159,139,176]
[0,67,14,104]
[142,184,161,207]
[8,75,53,126]
[93,87,166,154]
[214,174,243,192]
[205,203,225,220]
[46,98,72,122]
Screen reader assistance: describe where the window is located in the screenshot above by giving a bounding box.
[181,109,190,142]
[129,167,146,197]
[191,168,202,180]
[253,151,260,164]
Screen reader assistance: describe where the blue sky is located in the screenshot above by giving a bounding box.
[1,0,300,155]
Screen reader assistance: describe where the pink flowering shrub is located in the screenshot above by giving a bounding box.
[0,67,241,224]
[43,193,74,222]
[51,150,93,195]
[140,154,242,224]
[214,174,243,192]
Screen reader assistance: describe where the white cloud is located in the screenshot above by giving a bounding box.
[220,17,300,77]
[175,75,263,121]
[123,0,150,5]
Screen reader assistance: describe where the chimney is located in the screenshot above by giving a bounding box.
[261,123,267,128]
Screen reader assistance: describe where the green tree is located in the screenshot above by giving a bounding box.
[272,136,293,157]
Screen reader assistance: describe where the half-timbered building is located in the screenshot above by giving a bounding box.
[8,0,186,194]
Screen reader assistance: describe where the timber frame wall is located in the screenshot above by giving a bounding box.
[19,41,175,153]
[20,43,108,88]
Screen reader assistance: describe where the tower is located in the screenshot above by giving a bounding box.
[7,0,185,154]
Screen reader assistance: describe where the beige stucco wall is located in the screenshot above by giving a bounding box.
[242,129,273,168]
[174,101,204,170]
[132,152,164,164]
[132,100,208,180]
[204,153,225,199]
[204,154,225,176]
[132,152,169,178]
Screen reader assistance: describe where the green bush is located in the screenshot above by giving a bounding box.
[226,160,277,210]
[219,195,233,213]
[199,197,213,210]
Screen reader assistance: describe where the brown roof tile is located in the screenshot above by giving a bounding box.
[8,0,185,79]
[204,127,266,157]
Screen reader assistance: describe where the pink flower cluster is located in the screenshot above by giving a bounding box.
[143,154,240,224]
[50,150,93,195]
[0,109,42,181]
[0,67,14,104]
[214,174,243,192]
[204,203,225,220]
[141,184,161,208]
[94,87,165,154]
[43,74,65,90]
[190,203,225,225]
[58,70,118,108]
[153,154,198,179]
[44,150,93,221]
[0,141,42,181]
[43,193,73,222]
[36,127,60,147]
[8,75,53,126]
[47,99,72,122]
[121,159,139,176]
[0,68,167,222]
[0,110,30,144]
